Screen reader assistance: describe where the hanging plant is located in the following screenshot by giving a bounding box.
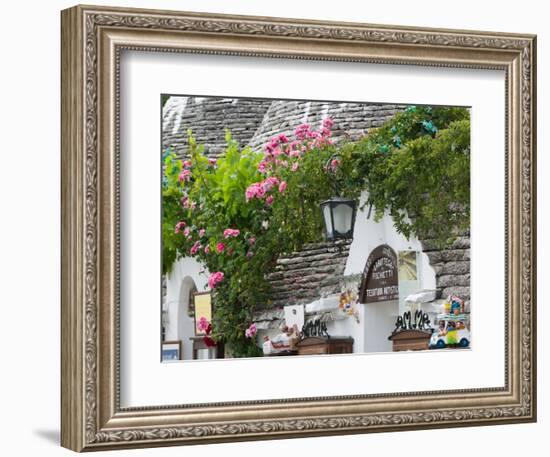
[162,120,354,356]
[342,105,470,246]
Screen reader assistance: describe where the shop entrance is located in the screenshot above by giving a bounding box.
[363,299,398,353]
[359,245,400,353]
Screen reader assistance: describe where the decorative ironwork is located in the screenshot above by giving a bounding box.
[394,309,432,332]
[301,319,330,338]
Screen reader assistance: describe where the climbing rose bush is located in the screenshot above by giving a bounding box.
[162,106,470,356]
[207,272,224,289]
[162,120,356,357]
[245,323,257,339]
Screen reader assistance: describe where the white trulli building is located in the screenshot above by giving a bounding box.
[162,96,471,360]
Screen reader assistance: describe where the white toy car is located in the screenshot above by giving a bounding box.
[429,315,470,349]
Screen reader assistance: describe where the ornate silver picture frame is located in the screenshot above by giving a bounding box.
[61,4,536,451]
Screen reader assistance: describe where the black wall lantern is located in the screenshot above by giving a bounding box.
[320,197,357,240]
[320,154,357,241]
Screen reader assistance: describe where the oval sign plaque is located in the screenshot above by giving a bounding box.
[359,244,399,303]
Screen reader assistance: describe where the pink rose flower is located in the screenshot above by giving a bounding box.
[208,158,217,166]
[204,245,210,254]
[174,221,186,234]
[248,237,256,246]
[322,117,334,130]
[329,158,340,172]
[289,149,301,158]
[190,241,201,255]
[216,242,225,253]
[208,271,224,289]
[295,123,312,140]
[264,137,281,154]
[316,137,333,147]
[245,323,257,338]
[246,183,262,201]
[183,227,191,237]
[246,250,254,258]
[178,169,191,182]
[261,176,279,192]
[291,162,299,172]
[258,161,269,173]
[197,316,210,333]
[320,127,332,138]
[266,195,274,206]
[198,229,206,237]
[306,129,319,140]
[256,186,266,198]
[245,184,256,201]
[278,181,287,193]
[223,228,240,238]
[183,160,192,168]
[278,133,289,144]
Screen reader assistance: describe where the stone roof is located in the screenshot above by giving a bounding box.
[162,96,404,159]
[249,101,404,150]
[162,96,271,158]
[265,239,352,308]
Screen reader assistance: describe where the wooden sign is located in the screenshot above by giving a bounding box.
[359,244,399,303]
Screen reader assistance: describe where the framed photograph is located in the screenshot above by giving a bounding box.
[161,340,182,362]
[61,4,536,452]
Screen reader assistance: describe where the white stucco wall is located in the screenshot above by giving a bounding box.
[165,191,438,357]
[362,300,399,353]
[345,191,436,292]
[164,257,209,360]
[256,300,396,355]
[326,312,364,352]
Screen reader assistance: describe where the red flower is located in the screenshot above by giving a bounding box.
[203,336,217,347]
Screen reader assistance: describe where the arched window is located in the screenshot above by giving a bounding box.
[178,276,198,318]
[187,283,198,317]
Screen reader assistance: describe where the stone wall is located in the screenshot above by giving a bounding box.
[265,239,352,308]
[421,234,471,301]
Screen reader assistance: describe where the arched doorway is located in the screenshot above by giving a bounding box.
[177,276,198,360]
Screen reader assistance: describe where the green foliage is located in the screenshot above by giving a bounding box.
[343,105,470,245]
[162,126,346,356]
[162,106,470,356]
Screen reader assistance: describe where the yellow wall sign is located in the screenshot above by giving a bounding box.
[193,292,212,335]
[398,250,418,281]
